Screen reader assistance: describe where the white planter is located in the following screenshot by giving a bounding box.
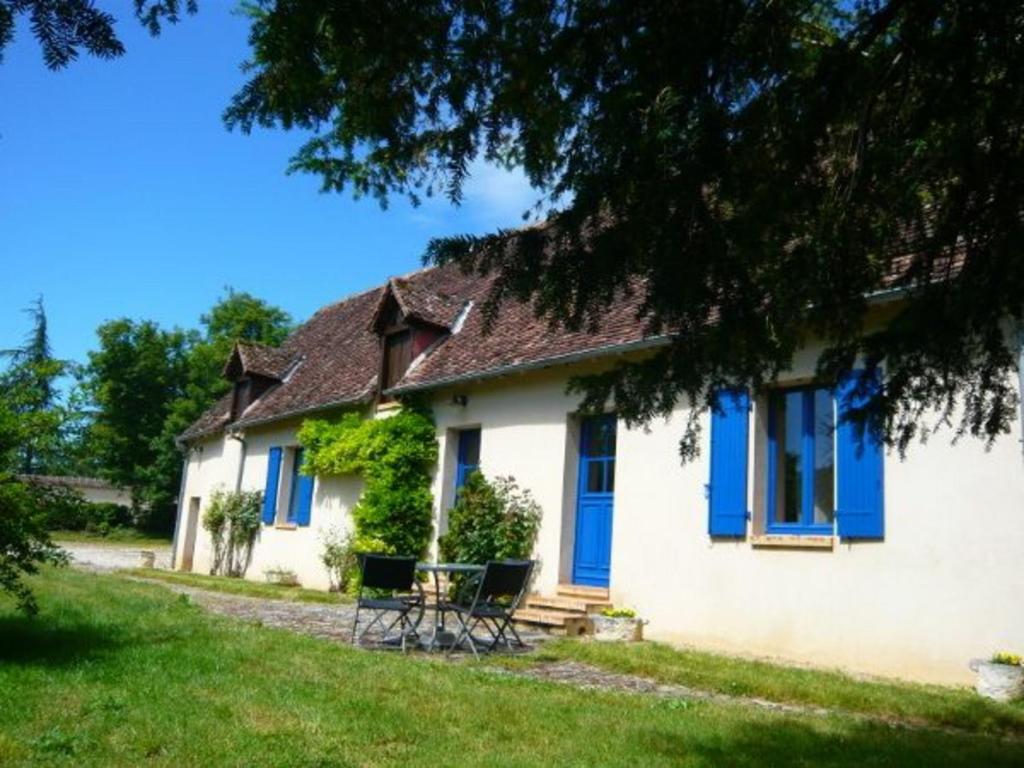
[969,660,1024,702]
[138,550,156,569]
[591,615,644,642]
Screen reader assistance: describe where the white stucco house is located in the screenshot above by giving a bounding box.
[172,262,1024,684]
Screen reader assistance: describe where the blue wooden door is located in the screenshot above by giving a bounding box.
[573,414,616,587]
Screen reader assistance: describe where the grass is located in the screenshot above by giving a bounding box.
[504,637,1024,737]
[52,529,173,548]
[0,569,1020,767]
[118,568,350,604]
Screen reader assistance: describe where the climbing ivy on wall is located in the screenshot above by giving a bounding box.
[297,409,438,558]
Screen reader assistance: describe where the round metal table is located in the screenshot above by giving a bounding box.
[416,562,484,651]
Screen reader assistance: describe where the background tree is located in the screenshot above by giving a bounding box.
[227,0,1024,457]
[79,319,191,529]
[0,0,195,70]
[0,298,72,475]
[79,290,292,532]
[145,289,292,527]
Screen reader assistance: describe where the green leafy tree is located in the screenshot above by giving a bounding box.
[0,1,195,70]
[80,319,192,528]
[227,0,1024,457]
[79,291,292,533]
[0,398,67,615]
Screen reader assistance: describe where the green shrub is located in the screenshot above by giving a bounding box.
[82,502,134,534]
[35,485,132,534]
[438,473,542,565]
[319,527,396,596]
[299,410,437,558]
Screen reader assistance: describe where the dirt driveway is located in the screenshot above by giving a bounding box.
[58,540,173,571]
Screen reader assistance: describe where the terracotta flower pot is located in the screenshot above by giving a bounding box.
[969,659,1024,702]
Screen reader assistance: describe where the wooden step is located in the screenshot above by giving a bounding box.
[524,593,611,614]
[556,583,610,601]
[513,607,591,636]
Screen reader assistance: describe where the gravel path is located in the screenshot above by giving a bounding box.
[125,576,547,651]
[61,542,173,571]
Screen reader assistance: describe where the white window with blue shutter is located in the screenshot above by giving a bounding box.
[765,386,836,535]
[708,372,884,540]
[707,389,751,537]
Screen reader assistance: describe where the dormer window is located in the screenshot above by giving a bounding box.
[382,329,414,389]
[231,378,253,421]
[221,342,297,422]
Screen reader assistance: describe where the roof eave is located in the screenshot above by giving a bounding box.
[384,335,672,397]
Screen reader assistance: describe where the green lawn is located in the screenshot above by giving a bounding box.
[518,637,1024,737]
[118,568,350,604]
[0,568,1021,767]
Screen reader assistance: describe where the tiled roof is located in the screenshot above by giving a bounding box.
[181,241,963,443]
[180,285,386,441]
[180,262,653,442]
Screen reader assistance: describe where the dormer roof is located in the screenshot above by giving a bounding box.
[369,276,466,332]
[222,342,298,382]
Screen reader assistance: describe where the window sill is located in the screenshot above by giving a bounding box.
[274,523,298,531]
[751,534,834,550]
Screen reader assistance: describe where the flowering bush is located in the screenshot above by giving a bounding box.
[438,473,541,565]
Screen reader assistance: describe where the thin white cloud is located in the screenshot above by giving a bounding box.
[461,159,539,227]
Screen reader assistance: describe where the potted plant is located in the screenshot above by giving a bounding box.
[590,607,645,642]
[969,652,1024,701]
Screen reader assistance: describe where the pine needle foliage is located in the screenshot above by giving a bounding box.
[227,0,1024,459]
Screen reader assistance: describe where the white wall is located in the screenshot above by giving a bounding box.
[175,344,1024,683]
[427,354,1024,684]
[175,419,361,591]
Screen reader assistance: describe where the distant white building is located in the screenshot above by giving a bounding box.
[20,474,132,508]
[173,263,1024,685]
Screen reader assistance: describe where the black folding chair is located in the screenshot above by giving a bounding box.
[443,560,534,658]
[351,554,424,651]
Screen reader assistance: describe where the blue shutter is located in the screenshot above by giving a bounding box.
[294,470,315,527]
[836,370,884,539]
[708,389,750,537]
[263,447,282,524]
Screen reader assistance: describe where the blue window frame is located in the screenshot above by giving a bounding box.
[454,428,481,496]
[767,386,835,534]
[286,447,305,523]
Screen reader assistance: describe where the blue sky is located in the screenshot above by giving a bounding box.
[0,1,536,367]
